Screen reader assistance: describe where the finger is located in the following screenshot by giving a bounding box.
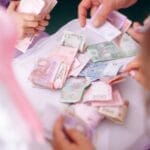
[7,1,19,11]
[22,28,37,37]
[23,21,39,28]
[22,13,39,21]
[144,16,150,25]
[129,70,145,86]
[53,117,70,145]
[92,3,113,27]
[78,0,92,27]
[46,14,51,20]
[39,20,49,27]
[127,24,144,44]
[36,26,46,31]
[90,6,98,17]
[65,128,88,145]
[123,58,140,72]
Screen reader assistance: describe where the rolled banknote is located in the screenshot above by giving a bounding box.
[61,31,86,52]
[69,104,104,130]
[98,101,129,124]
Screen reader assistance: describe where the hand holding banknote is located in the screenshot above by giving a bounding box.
[7,1,50,38]
[78,0,137,27]
[53,117,95,150]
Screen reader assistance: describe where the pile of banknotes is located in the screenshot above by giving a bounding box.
[16,0,57,53]
[29,11,140,139]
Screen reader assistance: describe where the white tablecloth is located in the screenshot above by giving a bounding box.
[13,19,149,150]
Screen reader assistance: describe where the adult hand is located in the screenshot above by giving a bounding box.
[78,0,137,27]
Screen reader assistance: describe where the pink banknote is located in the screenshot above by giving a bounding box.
[83,81,113,102]
[87,89,124,107]
[29,46,78,90]
[70,104,104,130]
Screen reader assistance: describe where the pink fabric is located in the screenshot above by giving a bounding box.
[0,7,44,142]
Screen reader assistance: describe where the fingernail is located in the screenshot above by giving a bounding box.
[129,70,136,77]
[93,20,101,27]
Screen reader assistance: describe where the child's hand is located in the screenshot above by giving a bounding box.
[7,1,41,38]
[52,117,95,150]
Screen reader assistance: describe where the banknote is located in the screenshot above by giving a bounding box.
[29,57,62,89]
[87,21,121,41]
[61,31,86,52]
[119,33,139,55]
[79,61,125,81]
[89,89,124,107]
[30,46,78,90]
[64,111,93,139]
[51,46,78,89]
[60,78,91,103]
[69,53,90,77]
[83,81,113,102]
[98,101,129,124]
[87,41,137,63]
[107,11,132,32]
[79,61,108,81]
[102,63,123,77]
[108,11,127,30]
[70,104,104,130]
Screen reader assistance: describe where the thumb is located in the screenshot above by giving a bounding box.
[7,1,19,11]
[92,4,112,27]
[65,128,88,145]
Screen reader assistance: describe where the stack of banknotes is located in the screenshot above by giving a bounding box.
[16,0,57,53]
[29,11,140,139]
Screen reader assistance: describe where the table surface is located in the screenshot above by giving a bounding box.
[13,19,149,150]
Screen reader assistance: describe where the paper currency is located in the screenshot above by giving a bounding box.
[29,46,78,90]
[119,33,139,55]
[88,89,124,107]
[88,41,137,63]
[83,81,112,102]
[98,101,129,124]
[61,31,86,52]
[29,57,62,89]
[60,78,91,103]
[102,63,123,77]
[79,61,124,81]
[69,104,104,130]
[87,21,121,41]
[69,53,90,77]
[108,11,132,32]
[63,112,92,139]
[79,61,107,81]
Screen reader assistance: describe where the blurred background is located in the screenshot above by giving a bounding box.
[46,0,150,35]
